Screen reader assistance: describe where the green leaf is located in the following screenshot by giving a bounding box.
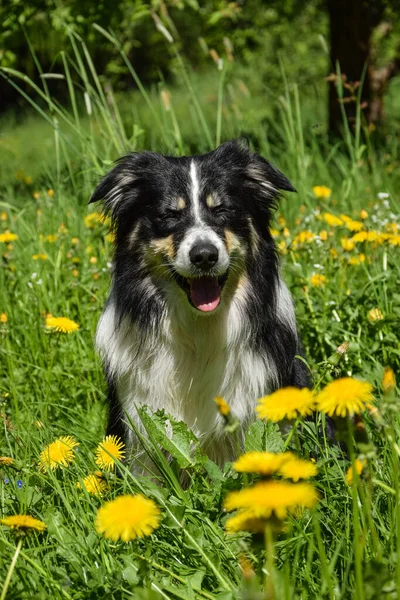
[137,406,198,468]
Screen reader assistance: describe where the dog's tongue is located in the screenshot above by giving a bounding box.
[190,277,221,312]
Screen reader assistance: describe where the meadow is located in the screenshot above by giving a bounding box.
[1,29,400,600]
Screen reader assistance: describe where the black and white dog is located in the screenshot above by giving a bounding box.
[90,140,309,466]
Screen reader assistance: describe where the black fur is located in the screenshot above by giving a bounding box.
[90,140,310,453]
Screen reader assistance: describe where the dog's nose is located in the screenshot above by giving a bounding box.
[189,243,219,270]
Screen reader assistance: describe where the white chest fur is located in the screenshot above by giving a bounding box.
[95,280,294,461]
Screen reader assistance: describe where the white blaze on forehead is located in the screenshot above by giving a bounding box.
[190,160,204,225]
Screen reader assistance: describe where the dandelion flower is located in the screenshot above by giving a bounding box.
[0,515,46,532]
[341,238,355,252]
[78,473,107,497]
[346,459,365,485]
[84,212,107,228]
[0,232,18,243]
[292,231,315,247]
[45,234,58,243]
[313,186,332,199]
[224,480,319,520]
[1,212,7,221]
[0,313,7,323]
[360,210,368,220]
[319,230,328,241]
[233,451,292,475]
[225,510,266,534]
[278,457,318,481]
[95,435,126,471]
[46,316,80,334]
[47,189,54,197]
[89,256,97,265]
[32,254,48,261]
[257,387,315,422]
[368,308,384,323]
[382,367,395,393]
[323,213,343,227]
[214,396,230,417]
[317,377,373,418]
[347,220,364,232]
[0,457,14,466]
[39,435,79,472]
[310,274,327,287]
[95,494,161,542]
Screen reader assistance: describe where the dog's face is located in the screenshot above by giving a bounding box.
[90,141,294,314]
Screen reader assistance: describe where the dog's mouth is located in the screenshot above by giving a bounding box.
[171,271,229,312]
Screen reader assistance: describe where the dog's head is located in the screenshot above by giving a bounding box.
[90,140,294,314]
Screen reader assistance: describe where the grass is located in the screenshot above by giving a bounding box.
[1,27,400,600]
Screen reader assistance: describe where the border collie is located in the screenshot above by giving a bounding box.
[90,140,309,467]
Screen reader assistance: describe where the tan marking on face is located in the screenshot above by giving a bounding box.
[247,218,260,256]
[225,229,241,254]
[206,194,215,208]
[177,197,186,210]
[149,235,175,259]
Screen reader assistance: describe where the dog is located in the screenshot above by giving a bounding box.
[90,140,309,468]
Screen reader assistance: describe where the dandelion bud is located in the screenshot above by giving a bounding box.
[327,342,349,366]
[382,367,396,394]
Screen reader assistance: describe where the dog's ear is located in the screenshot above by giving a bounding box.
[89,156,138,208]
[89,152,167,212]
[247,153,296,195]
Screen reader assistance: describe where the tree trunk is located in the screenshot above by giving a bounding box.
[327,0,381,134]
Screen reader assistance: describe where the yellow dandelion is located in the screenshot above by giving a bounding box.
[368,308,384,323]
[233,451,292,475]
[78,473,107,497]
[292,231,315,246]
[105,232,115,244]
[72,269,79,277]
[47,189,54,197]
[360,210,368,220]
[387,235,400,246]
[0,457,14,466]
[95,435,126,471]
[39,435,79,472]
[225,510,266,534]
[382,367,396,394]
[341,238,355,252]
[0,313,7,323]
[1,212,7,221]
[313,186,331,199]
[270,228,279,237]
[330,248,338,259]
[278,457,318,481]
[95,494,161,542]
[319,230,328,241]
[310,274,327,288]
[214,396,230,417]
[224,480,319,520]
[24,176,33,185]
[323,212,343,227]
[45,316,80,334]
[89,256,97,265]
[33,191,40,199]
[32,253,48,261]
[385,222,398,234]
[0,232,18,243]
[352,231,381,243]
[45,234,58,243]
[0,515,46,532]
[84,212,105,229]
[283,227,290,238]
[71,237,80,246]
[257,387,315,422]
[347,220,364,232]
[345,459,365,485]
[316,377,373,418]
